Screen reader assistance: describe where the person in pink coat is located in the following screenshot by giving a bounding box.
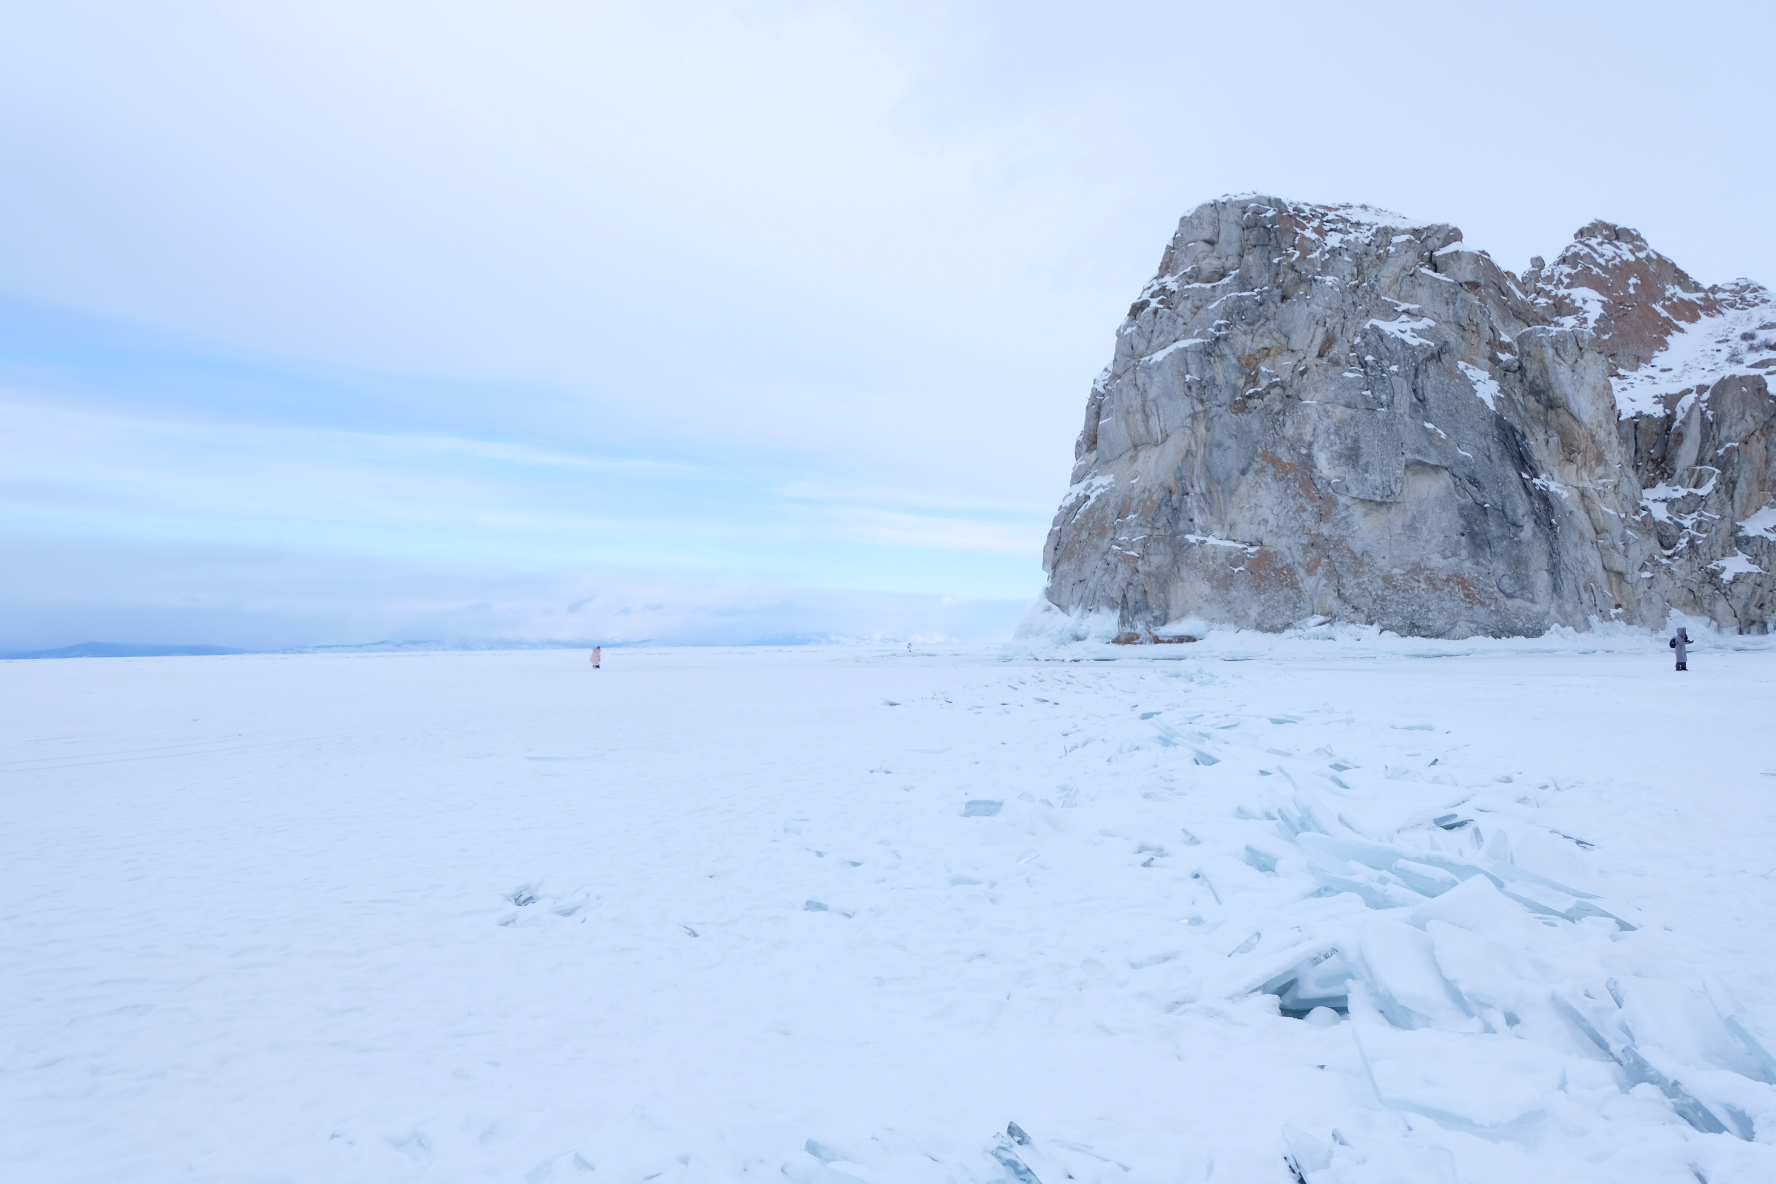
[590,646,601,669]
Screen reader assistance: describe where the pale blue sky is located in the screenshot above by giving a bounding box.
[2,0,1770,649]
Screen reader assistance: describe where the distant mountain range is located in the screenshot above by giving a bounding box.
[2,642,250,659]
[0,636,859,659]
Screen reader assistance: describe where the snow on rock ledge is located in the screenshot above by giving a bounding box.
[1042,196,1776,637]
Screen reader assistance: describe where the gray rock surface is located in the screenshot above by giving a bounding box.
[1042,196,1776,637]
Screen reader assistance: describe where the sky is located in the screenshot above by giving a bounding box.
[2,0,1771,651]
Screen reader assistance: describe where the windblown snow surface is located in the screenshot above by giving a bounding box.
[6,629,1776,1183]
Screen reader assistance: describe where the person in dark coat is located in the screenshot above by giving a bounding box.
[1669,628,1691,671]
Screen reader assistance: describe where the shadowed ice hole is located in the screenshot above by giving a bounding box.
[1261,949,1354,1019]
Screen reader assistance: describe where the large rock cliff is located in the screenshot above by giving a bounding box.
[1042,196,1776,637]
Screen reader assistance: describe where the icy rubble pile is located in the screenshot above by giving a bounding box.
[771,661,1776,1184]
[1043,196,1776,638]
[1191,780,1776,1179]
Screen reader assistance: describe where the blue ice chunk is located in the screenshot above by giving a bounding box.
[803,900,828,912]
[1552,993,1741,1137]
[990,1144,1042,1184]
[1616,1046,1733,1136]
[1391,859,1461,897]
[1243,845,1279,874]
[964,800,1003,816]
[1726,1015,1776,1083]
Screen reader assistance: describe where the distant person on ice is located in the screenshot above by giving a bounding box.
[591,646,601,669]
[1669,628,1691,672]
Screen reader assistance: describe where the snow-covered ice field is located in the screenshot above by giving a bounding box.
[6,637,1776,1183]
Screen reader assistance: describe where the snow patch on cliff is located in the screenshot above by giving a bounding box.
[1712,551,1765,580]
[1457,361,1502,411]
[1367,315,1438,349]
[1612,290,1776,418]
[1738,504,1776,541]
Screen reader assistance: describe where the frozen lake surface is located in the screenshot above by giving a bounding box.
[6,638,1776,1183]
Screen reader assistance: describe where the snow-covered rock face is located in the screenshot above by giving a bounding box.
[1043,196,1776,637]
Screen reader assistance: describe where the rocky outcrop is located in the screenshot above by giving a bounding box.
[1042,196,1776,637]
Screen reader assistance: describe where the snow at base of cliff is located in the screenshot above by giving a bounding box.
[5,638,1776,1183]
